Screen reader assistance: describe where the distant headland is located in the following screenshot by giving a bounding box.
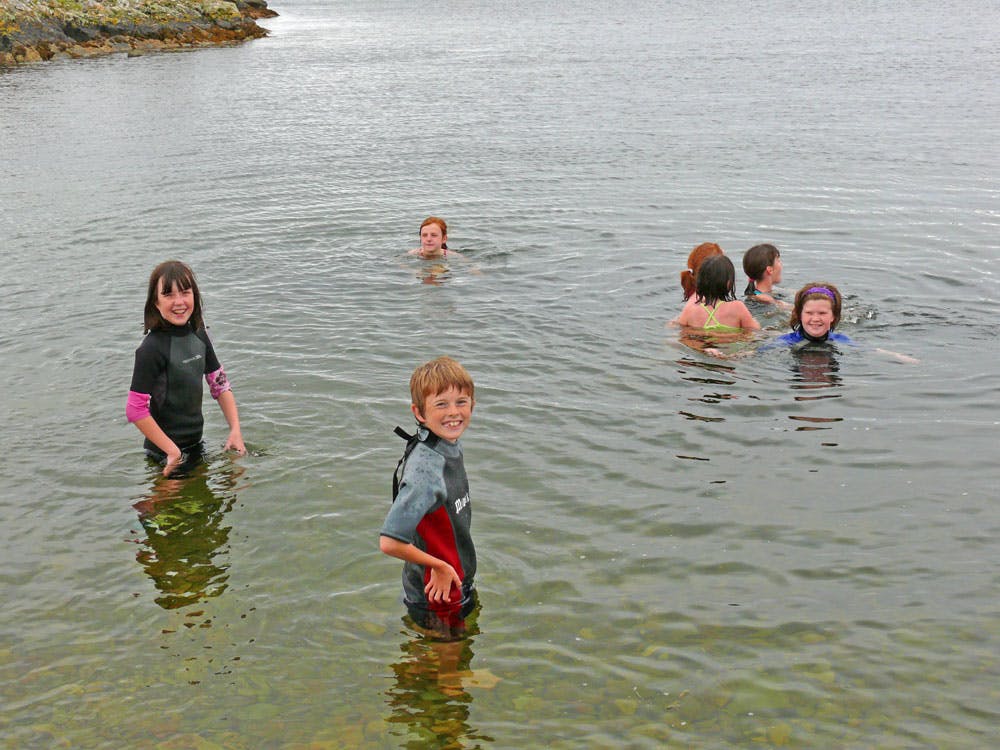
[0,0,278,66]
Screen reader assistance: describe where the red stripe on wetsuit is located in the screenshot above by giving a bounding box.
[416,504,465,611]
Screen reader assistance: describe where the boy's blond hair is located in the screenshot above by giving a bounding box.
[410,356,475,414]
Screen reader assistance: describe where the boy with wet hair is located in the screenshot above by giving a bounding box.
[742,243,788,307]
[380,356,478,637]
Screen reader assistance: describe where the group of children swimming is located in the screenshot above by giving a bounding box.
[126,221,916,640]
[671,241,918,362]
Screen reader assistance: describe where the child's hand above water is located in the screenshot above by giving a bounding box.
[163,449,185,477]
[224,428,247,455]
[425,562,462,603]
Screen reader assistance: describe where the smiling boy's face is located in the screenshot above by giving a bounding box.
[412,386,473,443]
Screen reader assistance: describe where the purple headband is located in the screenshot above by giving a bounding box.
[804,286,836,301]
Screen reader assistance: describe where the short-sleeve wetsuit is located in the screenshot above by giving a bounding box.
[128,323,228,456]
[380,426,476,623]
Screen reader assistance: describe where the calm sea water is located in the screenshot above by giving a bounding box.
[2,1,998,747]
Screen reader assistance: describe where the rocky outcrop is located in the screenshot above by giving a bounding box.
[0,0,278,65]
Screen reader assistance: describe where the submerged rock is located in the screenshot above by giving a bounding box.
[0,0,278,66]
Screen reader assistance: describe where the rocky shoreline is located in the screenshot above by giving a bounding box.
[0,0,277,66]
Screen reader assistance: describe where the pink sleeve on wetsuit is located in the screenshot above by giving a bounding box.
[206,366,232,400]
[126,390,151,423]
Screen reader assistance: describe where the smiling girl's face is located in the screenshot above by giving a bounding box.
[800,298,835,338]
[156,279,195,327]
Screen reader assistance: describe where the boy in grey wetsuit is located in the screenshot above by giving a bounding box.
[380,357,478,638]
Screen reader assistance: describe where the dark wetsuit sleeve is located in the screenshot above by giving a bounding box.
[130,333,168,395]
[381,455,446,544]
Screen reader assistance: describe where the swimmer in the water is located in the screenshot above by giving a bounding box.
[408,217,464,260]
[765,283,918,363]
[773,283,852,345]
[678,242,723,311]
[742,243,790,309]
[674,254,761,332]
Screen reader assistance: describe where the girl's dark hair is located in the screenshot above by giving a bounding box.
[695,254,737,307]
[742,243,780,296]
[144,260,204,333]
[788,282,842,330]
[680,242,723,300]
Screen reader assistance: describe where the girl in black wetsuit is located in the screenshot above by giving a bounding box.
[126,260,246,476]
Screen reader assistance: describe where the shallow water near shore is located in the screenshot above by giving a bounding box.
[1,1,999,747]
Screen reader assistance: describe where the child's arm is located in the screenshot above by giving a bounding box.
[835,333,918,363]
[129,341,184,475]
[703,346,756,360]
[755,293,793,311]
[379,535,462,603]
[206,363,246,455]
[737,301,762,330]
[216,391,246,454]
[130,415,184,476]
[874,348,919,364]
[674,306,697,327]
[446,250,484,275]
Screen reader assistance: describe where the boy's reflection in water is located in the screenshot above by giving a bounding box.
[132,458,243,610]
[385,603,495,749]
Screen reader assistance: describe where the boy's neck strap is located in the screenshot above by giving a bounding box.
[394,424,440,449]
